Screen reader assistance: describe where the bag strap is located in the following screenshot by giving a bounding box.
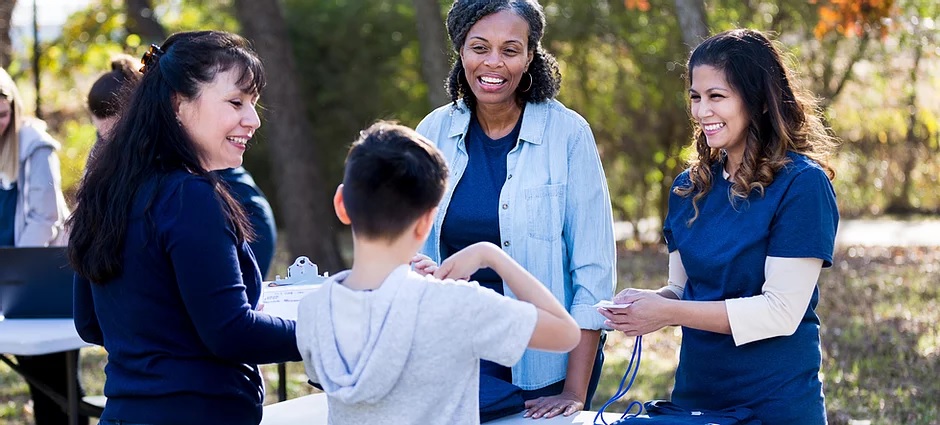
[594,336,644,425]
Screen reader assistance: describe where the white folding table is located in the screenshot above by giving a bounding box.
[260,393,629,424]
[0,318,92,425]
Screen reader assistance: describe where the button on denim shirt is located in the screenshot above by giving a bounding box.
[416,99,616,390]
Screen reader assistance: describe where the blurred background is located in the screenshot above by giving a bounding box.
[0,0,936,424]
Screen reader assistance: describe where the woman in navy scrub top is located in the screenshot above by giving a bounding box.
[600,29,839,425]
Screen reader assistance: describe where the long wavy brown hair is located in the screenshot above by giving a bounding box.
[677,29,837,225]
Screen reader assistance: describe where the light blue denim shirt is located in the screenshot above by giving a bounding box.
[416,99,616,390]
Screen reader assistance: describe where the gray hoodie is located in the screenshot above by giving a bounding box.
[296,265,536,424]
[13,119,69,247]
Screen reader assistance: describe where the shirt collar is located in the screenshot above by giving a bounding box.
[447,99,550,146]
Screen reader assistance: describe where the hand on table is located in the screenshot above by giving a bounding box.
[523,391,584,419]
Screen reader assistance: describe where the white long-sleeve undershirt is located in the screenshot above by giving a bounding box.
[664,250,823,346]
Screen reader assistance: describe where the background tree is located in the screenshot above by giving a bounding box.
[673,0,707,50]
[125,0,165,45]
[412,0,450,107]
[235,0,344,272]
[0,0,14,67]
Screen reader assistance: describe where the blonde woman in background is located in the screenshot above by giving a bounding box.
[0,67,83,424]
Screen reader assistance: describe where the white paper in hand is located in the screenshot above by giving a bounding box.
[594,300,632,310]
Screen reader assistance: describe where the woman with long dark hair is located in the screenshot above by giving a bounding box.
[69,31,300,425]
[601,29,839,424]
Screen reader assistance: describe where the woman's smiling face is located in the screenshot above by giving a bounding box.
[176,69,261,171]
[690,64,749,163]
[460,10,534,108]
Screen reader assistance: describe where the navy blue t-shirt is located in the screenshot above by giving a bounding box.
[440,113,522,389]
[663,152,838,425]
[0,183,16,246]
[440,112,522,294]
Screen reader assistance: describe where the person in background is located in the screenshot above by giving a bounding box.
[0,67,83,424]
[68,31,300,425]
[414,0,616,420]
[218,166,277,277]
[87,54,277,277]
[599,29,839,425]
[87,54,141,143]
[296,121,580,425]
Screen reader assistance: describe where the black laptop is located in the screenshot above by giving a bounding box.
[0,247,74,319]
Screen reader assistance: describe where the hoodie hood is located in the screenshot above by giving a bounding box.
[19,118,60,162]
[308,265,428,404]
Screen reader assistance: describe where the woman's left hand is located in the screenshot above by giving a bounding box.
[523,391,583,419]
[598,288,674,336]
[410,253,438,276]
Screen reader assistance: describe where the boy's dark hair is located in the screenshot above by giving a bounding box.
[342,121,448,240]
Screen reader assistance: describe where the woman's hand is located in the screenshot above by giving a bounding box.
[432,242,500,281]
[410,253,438,276]
[523,391,584,419]
[599,288,675,336]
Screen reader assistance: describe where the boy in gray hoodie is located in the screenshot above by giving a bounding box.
[296,122,580,424]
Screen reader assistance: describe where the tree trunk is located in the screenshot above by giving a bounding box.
[126,0,167,45]
[887,40,924,214]
[673,0,708,51]
[412,0,450,107]
[234,0,345,272]
[0,0,14,68]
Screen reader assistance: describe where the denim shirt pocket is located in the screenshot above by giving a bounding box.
[524,184,565,241]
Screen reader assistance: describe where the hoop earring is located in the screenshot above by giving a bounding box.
[521,72,533,93]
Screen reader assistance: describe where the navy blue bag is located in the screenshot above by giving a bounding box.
[611,400,761,425]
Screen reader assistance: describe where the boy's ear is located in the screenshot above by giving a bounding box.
[414,207,437,240]
[333,185,352,225]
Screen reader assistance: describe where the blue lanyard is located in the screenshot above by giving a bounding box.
[594,336,643,425]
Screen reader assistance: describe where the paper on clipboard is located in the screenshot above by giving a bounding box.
[260,256,329,321]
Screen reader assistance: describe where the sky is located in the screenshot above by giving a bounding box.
[11,0,92,45]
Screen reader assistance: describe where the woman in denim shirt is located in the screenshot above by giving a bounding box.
[415,0,615,420]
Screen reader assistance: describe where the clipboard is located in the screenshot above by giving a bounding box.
[259,256,329,320]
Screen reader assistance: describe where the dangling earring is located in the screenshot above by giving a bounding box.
[521,72,533,93]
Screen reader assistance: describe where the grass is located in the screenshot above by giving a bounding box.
[1,245,937,425]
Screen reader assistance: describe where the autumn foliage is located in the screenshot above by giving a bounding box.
[624,0,650,12]
[811,0,896,38]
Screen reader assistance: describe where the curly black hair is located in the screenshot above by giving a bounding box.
[445,0,561,111]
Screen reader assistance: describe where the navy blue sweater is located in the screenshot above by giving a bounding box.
[74,171,301,425]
